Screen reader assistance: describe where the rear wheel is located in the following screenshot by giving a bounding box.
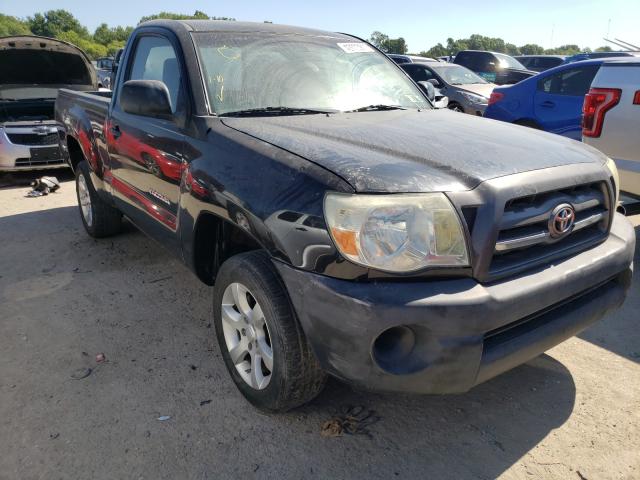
[448,103,465,112]
[213,251,327,412]
[76,161,122,238]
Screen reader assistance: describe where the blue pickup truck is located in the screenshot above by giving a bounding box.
[55,20,634,412]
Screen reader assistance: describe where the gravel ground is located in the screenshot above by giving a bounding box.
[1,172,639,480]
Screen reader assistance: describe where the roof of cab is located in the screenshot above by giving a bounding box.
[140,19,353,39]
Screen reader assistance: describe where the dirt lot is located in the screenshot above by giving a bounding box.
[1,172,639,480]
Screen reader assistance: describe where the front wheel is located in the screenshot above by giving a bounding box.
[448,103,465,112]
[213,251,327,412]
[76,161,122,238]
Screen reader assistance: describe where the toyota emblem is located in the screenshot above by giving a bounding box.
[548,203,576,238]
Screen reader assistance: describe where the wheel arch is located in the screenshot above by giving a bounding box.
[192,211,264,286]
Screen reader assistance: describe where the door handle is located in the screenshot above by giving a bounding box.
[540,101,555,108]
[110,125,122,139]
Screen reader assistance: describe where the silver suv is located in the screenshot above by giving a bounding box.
[583,58,640,197]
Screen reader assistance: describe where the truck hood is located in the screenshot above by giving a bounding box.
[0,36,96,99]
[221,109,606,192]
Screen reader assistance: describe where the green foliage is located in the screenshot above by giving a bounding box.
[0,14,32,36]
[369,31,390,51]
[369,31,407,54]
[93,23,133,46]
[28,9,89,38]
[403,32,600,59]
[544,44,581,55]
[139,11,235,23]
[56,30,107,58]
[595,45,613,52]
[5,9,234,60]
[519,44,545,55]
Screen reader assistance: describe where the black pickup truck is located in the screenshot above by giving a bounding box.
[55,20,635,412]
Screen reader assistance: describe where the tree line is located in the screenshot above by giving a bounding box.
[0,10,613,60]
[369,31,613,57]
[0,10,235,59]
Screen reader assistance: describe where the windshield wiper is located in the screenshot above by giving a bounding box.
[346,104,407,112]
[220,106,336,117]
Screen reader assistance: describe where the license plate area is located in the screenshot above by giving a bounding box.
[30,146,62,162]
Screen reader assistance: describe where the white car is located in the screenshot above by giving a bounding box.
[583,58,640,197]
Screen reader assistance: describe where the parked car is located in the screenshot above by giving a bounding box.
[0,35,96,172]
[484,59,604,140]
[583,58,640,196]
[565,51,640,64]
[388,53,437,64]
[515,55,566,72]
[401,62,495,115]
[454,50,537,85]
[56,20,634,412]
[94,56,114,89]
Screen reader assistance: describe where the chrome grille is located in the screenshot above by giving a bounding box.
[14,157,65,167]
[489,182,610,276]
[7,132,58,146]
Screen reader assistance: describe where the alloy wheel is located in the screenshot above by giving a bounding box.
[220,282,274,389]
[77,173,93,227]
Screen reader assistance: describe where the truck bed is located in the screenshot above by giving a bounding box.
[55,89,111,126]
[55,89,112,171]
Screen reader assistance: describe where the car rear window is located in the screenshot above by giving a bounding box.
[537,65,600,96]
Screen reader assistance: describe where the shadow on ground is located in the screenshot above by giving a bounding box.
[0,168,75,188]
[0,205,583,479]
[578,224,639,363]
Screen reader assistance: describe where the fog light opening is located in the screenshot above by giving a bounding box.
[372,326,416,373]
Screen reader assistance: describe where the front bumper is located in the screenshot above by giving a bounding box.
[276,213,635,394]
[0,126,67,172]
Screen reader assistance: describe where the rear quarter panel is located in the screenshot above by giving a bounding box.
[56,90,111,182]
[484,83,533,123]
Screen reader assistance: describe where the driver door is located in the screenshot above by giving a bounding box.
[107,34,187,246]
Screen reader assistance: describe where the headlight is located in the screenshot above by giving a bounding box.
[460,91,488,105]
[605,157,620,204]
[324,193,469,272]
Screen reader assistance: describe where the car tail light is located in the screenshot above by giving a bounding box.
[582,88,621,137]
[633,90,640,105]
[488,92,504,105]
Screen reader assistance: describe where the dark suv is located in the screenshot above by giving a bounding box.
[454,50,537,85]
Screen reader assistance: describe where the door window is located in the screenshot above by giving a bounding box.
[401,65,436,83]
[537,65,599,96]
[127,36,182,113]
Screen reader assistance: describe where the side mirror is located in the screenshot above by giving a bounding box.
[120,80,172,118]
[427,78,442,88]
[418,81,436,101]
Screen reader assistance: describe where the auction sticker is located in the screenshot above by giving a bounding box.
[337,42,374,53]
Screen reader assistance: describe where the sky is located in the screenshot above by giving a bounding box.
[3,0,640,52]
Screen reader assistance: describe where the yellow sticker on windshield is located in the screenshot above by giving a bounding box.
[337,43,374,53]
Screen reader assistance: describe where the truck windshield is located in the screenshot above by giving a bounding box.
[192,32,430,115]
[494,53,526,70]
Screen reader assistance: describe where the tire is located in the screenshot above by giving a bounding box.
[75,161,122,238]
[213,251,327,412]
[448,103,464,112]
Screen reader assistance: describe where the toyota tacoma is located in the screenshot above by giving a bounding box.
[55,20,635,412]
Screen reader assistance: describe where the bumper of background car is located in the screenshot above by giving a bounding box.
[0,126,67,172]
